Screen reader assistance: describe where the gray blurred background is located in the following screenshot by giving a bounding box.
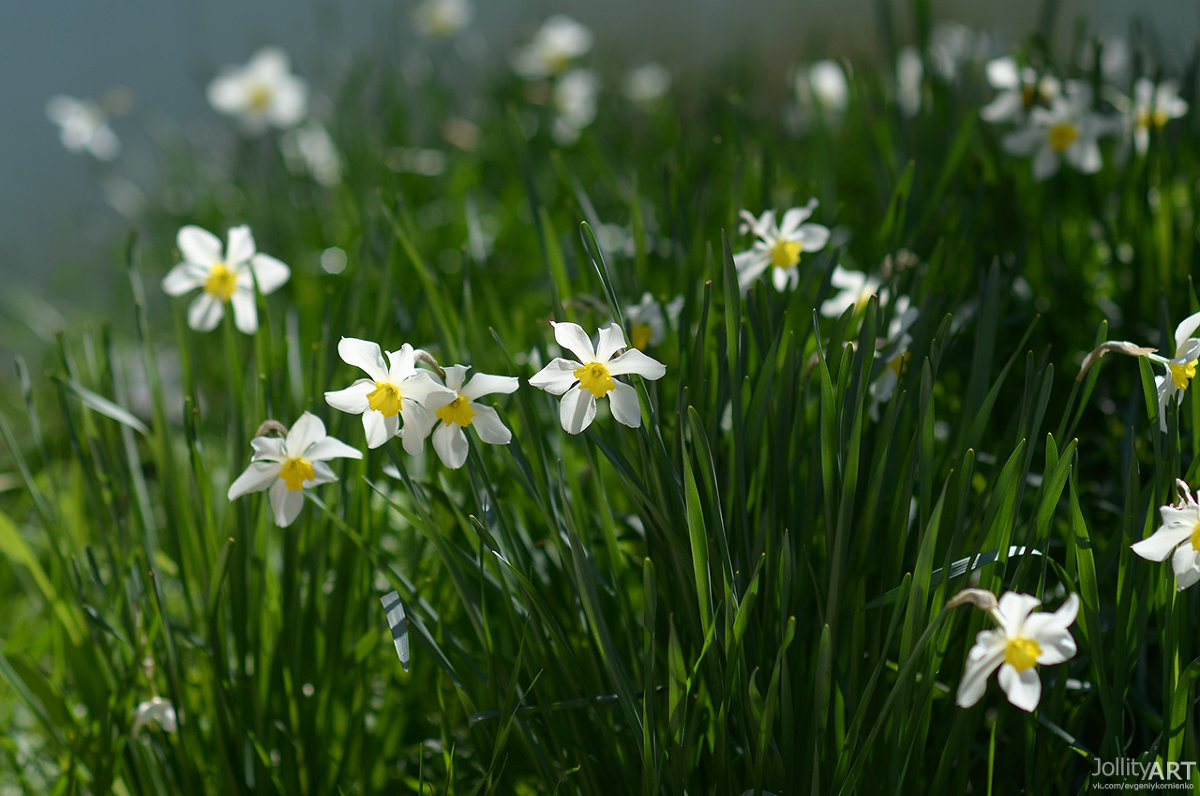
[1,0,1194,321]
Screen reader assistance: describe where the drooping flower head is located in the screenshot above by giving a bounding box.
[734,200,831,293]
[161,225,290,334]
[428,365,519,469]
[953,589,1079,712]
[1132,479,1200,590]
[1001,81,1106,180]
[227,413,362,527]
[324,338,456,451]
[529,321,666,434]
[512,15,593,80]
[207,47,308,134]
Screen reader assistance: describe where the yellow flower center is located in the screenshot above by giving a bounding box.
[631,323,653,351]
[435,394,476,427]
[279,457,314,491]
[769,239,802,269]
[366,381,403,417]
[1170,359,1197,391]
[1191,519,1200,552]
[247,83,272,111]
[574,362,615,398]
[1137,107,1171,131]
[1047,121,1079,153]
[888,351,911,377]
[1003,636,1041,672]
[203,262,237,302]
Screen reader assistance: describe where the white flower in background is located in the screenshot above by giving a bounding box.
[624,63,672,104]
[955,590,1079,712]
[551,68,599,144]
[796,59,849,117]
[45,95,120,160]
[161,225,290,334]
[1151,311,1200,430]
[512,15,593,79]
[324,338,456,451]
[1131,78,1187,154]
[980,56,1060,124]
[132,697,178,734]
[734,200,831,293]
[228,412,362,527]
[428,365,519,469]
[1132,479,1200,590]
[820,265,881,317]
[207,47,308,133]
[280,121,343,186]
[1001,81,1105,180]
[927,21,990,80]
[413,0,473,38]
[896,47,924,117]
[529,321,666,434]
[625,292,670,350]
[1080,36,1130,83]
[869,297,919,417]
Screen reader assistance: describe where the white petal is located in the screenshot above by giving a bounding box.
[250,436,285,462]
[606,348,666,380]
[228,461,281,500]
[432,423,468,468]
[207,74,245,114]
[304,436,362,462]
[551,321,596,362]
[796,223,831,252]
[956,637,1006,708]
[401,403,436,455]
[187,294,225,332]
[771,266,792,292]
[269,479,305,527]
[607,380,642,428]
[268,80,308,128]
[735,251,770,293]
[1031,146,1060,181]
[461,372,519,399]
[1131,524,1193,562]
[363,410,397,449]
[440,364,469,392]
[307,460,337,486]
[1001,125,1042,157]
[402,372,455,408]
[980,92,1023,123]
[1174,311,1200,353]
[162,264,208,296]
[997,663,1041,712]
[1172,545,1200,590]
[385,344,416,378]
[470,404,512,444]
[230,289,258,334]
[249,253,290,294]
[778,202,816,236]
[985,57,1019,90]
[559,388,596,434]
[225,225,256,265]
[1067,140,1101,174]
[177,226,222,265]
[529,358,583,395]
[325,380,373,414]
[338,337,389,382]
[595,323,628,363]
[996,592,1041,632]
[286,412,326,454]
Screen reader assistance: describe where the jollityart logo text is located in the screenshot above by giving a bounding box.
[1091,758,1196,791]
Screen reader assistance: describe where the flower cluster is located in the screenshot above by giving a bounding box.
[512,16,599,144]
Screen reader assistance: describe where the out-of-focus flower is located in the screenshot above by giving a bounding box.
[45,95,120,160]
[896,47,924,117]
[414,0,473,38]
[324,338,456,451]
[624,63,672,104]
[512,15,592,79]
[1001,81,1105,180]
[624,292,669,350]
[954,589,1079,712]
[820,265,880,317]
[734,201,831,293]
[928,21,991,80]
[227,412,362,527]
[1131,78,1187,154]
[428,365,519,468]
[132,697,177,734]
[869,296,919,417]
[1153,312,1200,430]
[980,56,1060,124]
[796,59,849,117]
[551,68,599,144]
[207,47,308,133]
[529,321,666,434]
[161,225,290,334]
[1132,479,1200,590]
[280,121,343,186]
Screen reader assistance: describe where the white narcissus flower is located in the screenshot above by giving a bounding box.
[896,47,924,117]
[414,0,473,38]
[324,338,457,451]
[623,63,672,104]
[279,121,343,186]
[797,60,849,116]
[161,225,290,334]
[529,321,666,434]
[869,297,919,418]
[1001,81,1106,180]
[734,201,831,293]
[980,56,1060,124]
[1132,479,1200,590]
[428,365,519,469]
[45,95,120,161]
[132,697,178,734]
[1151,311,1200,431]
[207,47,308,134]
[227,412,362,527]
[1132,78,1187,154]
[624,292,668,350]
[512,15,593,80]
[820,265,881,317]
[956,591,1079,712]
[551,68,599,145]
